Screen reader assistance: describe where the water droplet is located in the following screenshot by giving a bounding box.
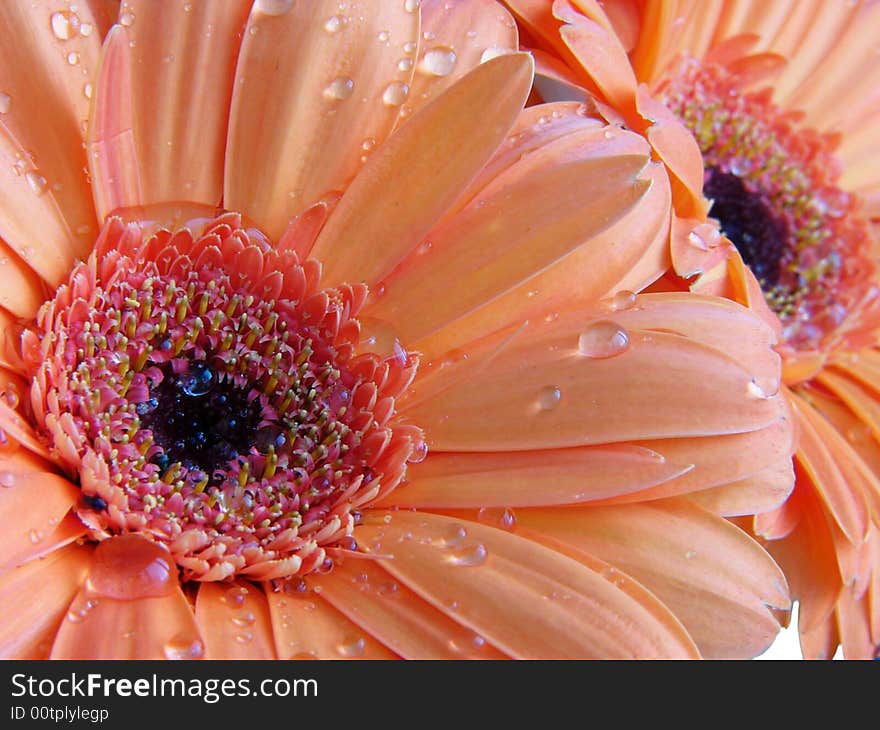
[232,612,256,627]
[324,76,354,101]
[441,523,467,548]
[255,0,294,15]
[537,385,562,411]
[377,30,390,43]
[577,321,630,359]
[403,41,417,55]
[87,534,176,600]
[337,636,366,657]
[747,380,769,398]
[324,15,343,33]
[407,438,428,464]
[685,550,697,560]
[377,581,399,597]
[83,83,93,100]
[50,11,78,40]
[420,46,457,76]
[67,51,80,66]
[0,472,14,488]
[447,543,487,567]
[0,93,11,114]
[477,507,516,530]
[480,46,508,63]
[382,81,409,106]
[235,631,254,644]
[25,171,48,196]
[606,290,636,312]
[397,57,414,72]
[119,10,135,27]
[164,634,204,659]
[180,361,213,396]
[404,0,420,12]
[79,22,94,37]
[29,529,44,544]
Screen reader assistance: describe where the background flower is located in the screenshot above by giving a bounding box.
[0,0,792,659]
[505,0,880,658]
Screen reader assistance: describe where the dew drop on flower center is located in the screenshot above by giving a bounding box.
[23,208,423,582]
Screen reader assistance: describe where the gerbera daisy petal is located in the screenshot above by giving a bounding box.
[514,498,790,659]
[688,457,795,518]
[0,241,46,319]
[378,445,692,509]
[0,1,103,279]
[317,559,508,659]
[366,133,652,344]
[50,534,204,659]
[358,510,699,658]
[224,0,420,241]
[405,0,519,118]
[90,0,251,213]
[0,544,91,659]
[0,451,80,569]
[265,580,397,660]
[194,581,276,659]
[311,52,534,288]
[404,296,785,451]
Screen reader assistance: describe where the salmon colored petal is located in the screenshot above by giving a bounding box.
[835,584,874,659]
[514,499,790,659]
[765,482,841,634]
[789,389,869,545]
[224,0,419,241]
[265,580,396,659]
[0,453,79,570]
[0,239,47,320]
[195,580,276,659]
[557,5,638,115]
[0,544,91,659]
[799,610,839,661]
[405,0,518,118]
[402,294,787,451]
[366,143,651,344]
[0,401,50,459]
[0,1,102,284]
[688,456,794,517]
[51,535,204,659]
[597,415,795,506]
[89,0,250,215]
[379,445,692,509]
[358,510,699,658]
[318,559,506,659]
[310,52,534,288]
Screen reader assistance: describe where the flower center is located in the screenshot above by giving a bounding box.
[659,57,877,351]
[25,210,422,581]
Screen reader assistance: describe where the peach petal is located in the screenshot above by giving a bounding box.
[310,52,534,288]
[367,143,651,343]
[0,238,47,319]
[195,581,276,659]
[379,445,692,509]
[405,0,519,118]
[358,509,698,658]
[688,456,794,517]
[514,498,790,659]
[94,0,251,212]
[402,295,787,451]
[0,544,91,659]
[0,1,102,282]
[318,559,506,659]
[265,580,396,659]
[224,0,419,241]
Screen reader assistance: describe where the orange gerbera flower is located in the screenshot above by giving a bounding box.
[0,0,793,659]
[504,0,880,657]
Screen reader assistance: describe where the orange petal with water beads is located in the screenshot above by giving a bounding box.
[265,579,397,659]
[404,0,519,119]
[318,559,507,659]
[310,52,534,288]
[0,451,80,570]
[358,510,698,658]
[514,499,790,659]
[51,535,204,659]
[403,295,786,451]
[0,544,91,659]
[224,0,419,241]
[195,581,276,659]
